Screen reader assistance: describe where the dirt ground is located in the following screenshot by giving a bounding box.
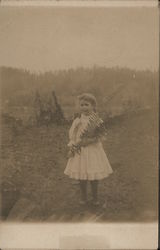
[1,109,158,222]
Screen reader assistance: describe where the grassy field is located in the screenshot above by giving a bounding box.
[1,108,158,222]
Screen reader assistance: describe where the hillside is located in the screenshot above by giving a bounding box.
[1,66,158,119]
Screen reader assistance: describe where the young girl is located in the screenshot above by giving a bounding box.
[64,93,113,205]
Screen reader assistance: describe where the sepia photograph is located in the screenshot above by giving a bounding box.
[0,0,159,248]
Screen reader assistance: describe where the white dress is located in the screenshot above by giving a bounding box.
[64,114,113,180]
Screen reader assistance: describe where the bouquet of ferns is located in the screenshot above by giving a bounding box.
[68,113,107,158]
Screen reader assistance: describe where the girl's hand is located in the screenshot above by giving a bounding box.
[68,141,76,147]
[67,150,74,158]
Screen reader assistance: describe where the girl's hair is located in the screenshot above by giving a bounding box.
[78,93,97,112]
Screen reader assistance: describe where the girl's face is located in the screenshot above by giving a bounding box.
[79,99,93,115]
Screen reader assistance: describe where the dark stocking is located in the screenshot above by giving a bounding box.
[79,180,87,201]
[90,180,98,201]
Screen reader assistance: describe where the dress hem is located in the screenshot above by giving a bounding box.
[64,170,113,180]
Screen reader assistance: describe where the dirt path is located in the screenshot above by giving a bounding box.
[1,109,158,222]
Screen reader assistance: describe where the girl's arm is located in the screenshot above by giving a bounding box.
[68,117,80,142]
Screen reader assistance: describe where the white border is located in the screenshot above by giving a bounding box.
[0,0,158,7]
[0,222,158,249]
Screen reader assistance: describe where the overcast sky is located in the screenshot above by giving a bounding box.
[0,7,158,72]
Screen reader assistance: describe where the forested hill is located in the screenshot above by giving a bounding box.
[1,66,158,115]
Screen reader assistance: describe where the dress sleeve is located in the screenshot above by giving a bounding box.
[68,117,80,142]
